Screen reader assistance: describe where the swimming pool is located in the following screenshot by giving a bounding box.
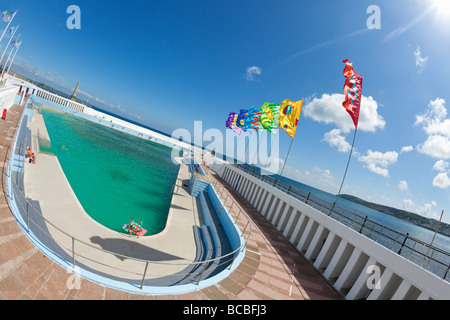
[40,108,180,236]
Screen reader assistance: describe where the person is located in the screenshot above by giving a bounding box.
[26,147,36,164]
[61,144,68,150]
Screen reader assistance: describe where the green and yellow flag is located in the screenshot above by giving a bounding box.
[260,102,281,134]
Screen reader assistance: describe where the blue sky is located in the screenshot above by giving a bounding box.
[2,0,450,223]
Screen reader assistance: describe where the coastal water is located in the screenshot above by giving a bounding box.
[277,175,450,252]
[40,109,179,236]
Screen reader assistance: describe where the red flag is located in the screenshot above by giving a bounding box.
[342,59,363,129]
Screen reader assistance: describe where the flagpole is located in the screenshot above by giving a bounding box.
[0,23,19,71]
[421,210,444,268]
[264,131,276,170]
[329,127,358,216]
[1,44,15,79]
[276,137,294,186]
[244,131,251,164]
[0,10,17,47]
[251,131,263,166]
[5,40,21,75]
[233,133,242,164]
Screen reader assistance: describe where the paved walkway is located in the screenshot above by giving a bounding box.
[0,104,341,300]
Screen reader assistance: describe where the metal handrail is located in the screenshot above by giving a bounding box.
[233,163,450,281]
[6,114,252,289]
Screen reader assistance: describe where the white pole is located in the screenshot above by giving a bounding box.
[0,23,19,70]
[6,41,21,74]
[421,210,444,268]
[1,45,15,79]
[0,10,17,46]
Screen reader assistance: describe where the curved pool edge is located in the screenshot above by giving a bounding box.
[6,101,247,296]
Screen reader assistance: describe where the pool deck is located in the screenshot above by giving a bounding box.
[0,104,341,300]
[23,110,201,283]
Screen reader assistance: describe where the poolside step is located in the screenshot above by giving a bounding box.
[11,160,24,172]
[200,225,215,262]
[192,226,206,262]
[13,155,25,162]
[199,191,233,277]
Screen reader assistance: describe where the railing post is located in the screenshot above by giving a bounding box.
[140,262,149,289]
[26,202,30,233]
[236,209,242,222]
[444,264,449,280]
[223,193,229,206]
[196,261,209,286]
[305,192,311,204]
[72,237,76,268]
[229,201,235,213]
[359,216,368,233]
[398,233,409,255]
[328,202,336,216]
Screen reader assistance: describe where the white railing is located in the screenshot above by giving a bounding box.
[217,164,450,300]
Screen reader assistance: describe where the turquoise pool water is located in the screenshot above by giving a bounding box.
[40,109,180,236]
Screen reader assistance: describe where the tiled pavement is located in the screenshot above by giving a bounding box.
[0,103,342,300]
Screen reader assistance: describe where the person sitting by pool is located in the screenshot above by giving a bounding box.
[26,147,36,164]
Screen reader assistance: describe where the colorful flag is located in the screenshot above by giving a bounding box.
[2,11,13,22]
[246,106,263,133]
[11,39,20,47]
[236,109,249,132]
[260,102,280,134]
[278,99,303,138]
[342,59,363,129]
[9,26,16,34]
[226,112,242,135]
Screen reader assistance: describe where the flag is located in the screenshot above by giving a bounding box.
[278,99,303,138]
[226,112,242,135]
[2,11,13,22]
[260,102,280,134]
[342,59,363,129]
[246,106,263,133]
[11,39,20,47]
[9,26,16,34]
[236,109,249,132]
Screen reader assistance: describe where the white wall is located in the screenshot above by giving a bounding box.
[218,164,450,300]
[0,85,18,111]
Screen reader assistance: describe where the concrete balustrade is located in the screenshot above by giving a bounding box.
[33,89,86,113]
[213,164,450,300]
[0,85,19,111]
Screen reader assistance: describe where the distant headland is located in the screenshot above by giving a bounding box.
[340,194,450,238]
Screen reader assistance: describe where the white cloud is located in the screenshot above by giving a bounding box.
[400,145,413,153]
[433,159,449,172]
[403,199,415,211]
[414,46,428,69]
[398,180,408,191]
[417,135,450,159]
[403,199,439,219]
[433,172,450,189]
[245,66,261,81]
[416,98,450,159]
[322,129,352,153]
[357,149,398,177]
[303,93,385,133]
